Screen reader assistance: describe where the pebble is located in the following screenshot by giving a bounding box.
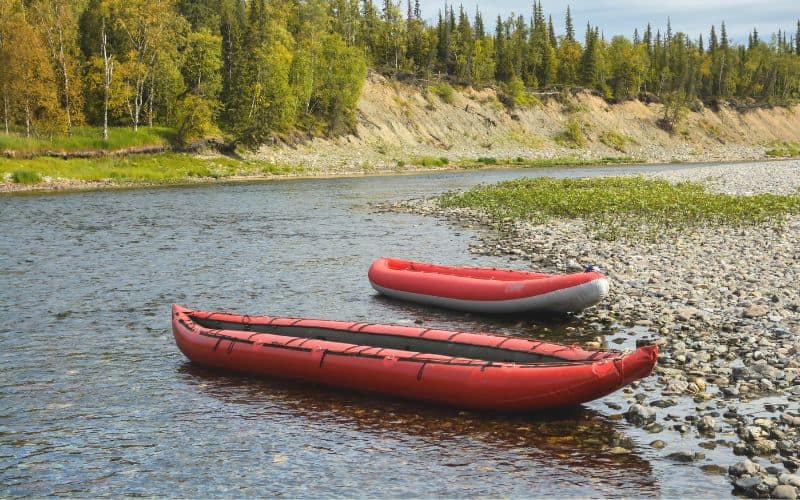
[666,451,698,462]
[730,459,766,477]
[744,304,770,318]
[772,485,798,499]
[783,414,800,427]
[624,404,656,426]
[701,464,727,475]
[781,475,800,488]
[698,415,716,433]
[393,161,800,495]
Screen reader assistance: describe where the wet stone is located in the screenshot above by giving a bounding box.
[781,474,800,488]
[666,451,697,462]
[650,440,667,449]
[701,464,728,475]
[651,399,678,408]
[624,404,656,426]
[782,414,800,427]
[773,485,798,500]
[734,475,764,494]
[644,422,664,433]
[752,439,778,455]
[729,459,767,477]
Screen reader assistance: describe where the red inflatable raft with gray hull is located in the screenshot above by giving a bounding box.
[172,304,656,411]
[368,257,610,314]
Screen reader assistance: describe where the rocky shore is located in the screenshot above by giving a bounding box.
[385,160,800,498]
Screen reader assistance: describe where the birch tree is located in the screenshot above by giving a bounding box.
[101,17,114,139]
[0,0,63,136]
[31,0,84,134]
[112,0,183,131]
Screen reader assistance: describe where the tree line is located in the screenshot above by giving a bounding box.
[1,0,799,146]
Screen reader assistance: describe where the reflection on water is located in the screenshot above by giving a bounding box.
[0,164,718,497]
[180,363,658,496]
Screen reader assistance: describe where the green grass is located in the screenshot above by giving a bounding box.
[599,130,635,152]
[458,156,639,168]
[560,98,589,114]
[410,156,449,167]
[0,127,176,154]
[766,142,800,157]
[554,119,588,149]
[438,177,800,240]
[430,82,455,105]
[0,153,304,185]
[10,169,42,184]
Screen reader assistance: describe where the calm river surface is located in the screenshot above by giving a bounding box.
[1,165,731,497]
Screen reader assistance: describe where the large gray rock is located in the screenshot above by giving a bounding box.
[781,474,800,488]
[729,458,766,477]
[773,485,798,500]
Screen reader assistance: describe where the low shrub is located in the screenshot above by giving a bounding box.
[430,82,455,104]
[599,130,634,152]
[411,156,449,167]
[555,119,587,148]
[11,169,42,184]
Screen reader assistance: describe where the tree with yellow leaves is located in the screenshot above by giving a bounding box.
[0,0,64,137]
[30,0,84,134]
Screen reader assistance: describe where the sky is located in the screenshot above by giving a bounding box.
[419,0,800,44]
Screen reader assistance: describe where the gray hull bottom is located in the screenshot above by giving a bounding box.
[371,278,610,314]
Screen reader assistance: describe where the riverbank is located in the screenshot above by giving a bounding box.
[384,160,800,498]
[3,74,800,193]
[0,153,644,193]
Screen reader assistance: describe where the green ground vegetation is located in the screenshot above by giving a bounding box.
[462,156,639,168]
[430,82,456,104]
[0,127,175,154]
[409,156,450,167]
[0,153,304,185]
[10,169,42,184]
[599,130,636,152]
[438,177,800,239]
[766,142,800,157]
[554,119,588,148]
[2,0,798,152]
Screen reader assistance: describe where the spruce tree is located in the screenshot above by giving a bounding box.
[474,8,484,39]
[564,5,574,42]
[796,20,799,55]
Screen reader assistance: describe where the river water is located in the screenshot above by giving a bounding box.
[1,165,732,497]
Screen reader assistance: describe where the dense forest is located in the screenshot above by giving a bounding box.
[1,0,800,146]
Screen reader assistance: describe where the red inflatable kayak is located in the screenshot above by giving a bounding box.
[172,304,656,411]
[368,257,610,314]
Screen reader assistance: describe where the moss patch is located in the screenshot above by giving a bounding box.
[438,177,800,240]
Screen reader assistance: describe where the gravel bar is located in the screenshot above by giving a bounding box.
[385,160,800,498]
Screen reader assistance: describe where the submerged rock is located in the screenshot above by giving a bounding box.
[624,404,656,426]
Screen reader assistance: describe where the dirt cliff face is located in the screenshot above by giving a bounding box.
[257,72,800,171]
